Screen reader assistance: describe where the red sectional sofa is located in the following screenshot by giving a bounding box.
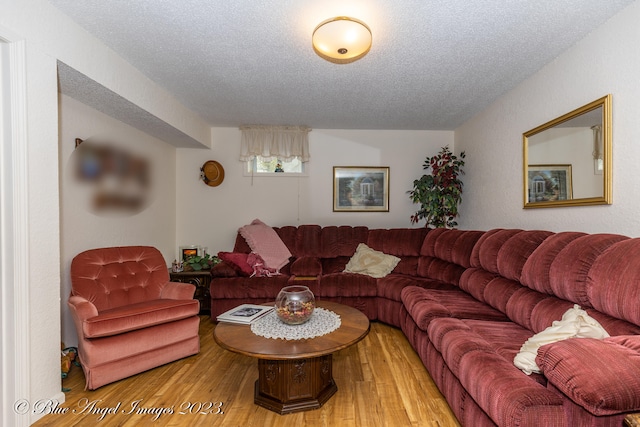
[209,225,640,427]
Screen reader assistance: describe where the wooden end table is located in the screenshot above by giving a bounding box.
[213,301,370,414]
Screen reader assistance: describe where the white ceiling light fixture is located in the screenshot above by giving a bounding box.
[312,16,372,64]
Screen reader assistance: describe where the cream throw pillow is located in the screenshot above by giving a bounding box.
[344,243,401,278]
[514,304,610,375]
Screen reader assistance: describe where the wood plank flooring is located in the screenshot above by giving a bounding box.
[32,316,460,427]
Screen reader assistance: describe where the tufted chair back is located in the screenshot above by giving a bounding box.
[70,246,170,311]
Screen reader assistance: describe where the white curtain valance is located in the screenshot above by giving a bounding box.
[239,125,311,162]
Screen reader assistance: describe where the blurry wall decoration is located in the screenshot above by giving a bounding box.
[69,138,153,215]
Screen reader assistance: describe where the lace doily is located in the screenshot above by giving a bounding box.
[251,307,341,340]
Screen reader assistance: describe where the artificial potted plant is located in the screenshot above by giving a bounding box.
[408,146,465,228]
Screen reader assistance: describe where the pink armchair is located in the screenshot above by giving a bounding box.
[68,246,200,390]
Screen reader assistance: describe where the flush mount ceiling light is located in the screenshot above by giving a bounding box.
[312,16,372,64]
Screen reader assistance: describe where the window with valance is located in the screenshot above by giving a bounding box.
[240,125,311,174]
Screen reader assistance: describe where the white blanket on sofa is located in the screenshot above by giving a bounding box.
[514,304,610,375]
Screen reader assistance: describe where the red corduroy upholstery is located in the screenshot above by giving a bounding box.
[69,246,200,390]
[211,225,640,426]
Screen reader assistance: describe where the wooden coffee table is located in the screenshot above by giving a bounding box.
[214,301,370,414]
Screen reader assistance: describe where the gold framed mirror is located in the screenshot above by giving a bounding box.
[523,94,612,208]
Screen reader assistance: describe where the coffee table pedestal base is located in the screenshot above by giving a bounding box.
[254,354,336,414]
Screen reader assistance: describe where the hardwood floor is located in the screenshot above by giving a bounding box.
[32,316,460,427]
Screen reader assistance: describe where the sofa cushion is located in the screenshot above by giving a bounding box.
[520,231,587,295]
[428,317,564,426]
[344,243,400,278]
[367,228,427,257]
[496,230,553,281]
[290,256,322,276]
[378,275,454,302]
[320,225,369,258]
[587,238,640,326]
[548,233,628,307]
[83,299,200,338]
[210,261,241,278]
[417,257,467,285]
[294,225,322,257]
[402,287,508,331]
[536,335,640,415]
[470,229,522,273]
[217,252,253,276]
[514,304,610,375]
[420,229,484,268]
[322,256,350,274]
[316,272,377,298]
[209,276,290,300]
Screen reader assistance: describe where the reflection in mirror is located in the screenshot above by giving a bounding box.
[523,95,612,208]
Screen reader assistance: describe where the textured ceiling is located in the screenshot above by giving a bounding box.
[51,0,634,131]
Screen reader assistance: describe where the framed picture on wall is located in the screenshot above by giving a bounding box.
[527,164,573,203]
[333,166,390,212]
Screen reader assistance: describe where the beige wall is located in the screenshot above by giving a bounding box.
[0,1,208,423]
[58,94,178,347]
[456,0,640,235]
[176,128,453,254]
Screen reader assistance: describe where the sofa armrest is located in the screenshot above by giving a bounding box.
[537,336,640,416]
[290,256,322,276]
[68,295,99,321]
[161,281,196,300]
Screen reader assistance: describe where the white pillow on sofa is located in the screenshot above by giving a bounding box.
[344,243,400,278]
[514,304,610,375]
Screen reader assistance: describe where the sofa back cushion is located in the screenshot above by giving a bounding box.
[421,229,484,267]
[368,228,427,256]
[322,256,351,274]
[70,246,168,311]
[470,229,522,273]
[417,229,484,285]
[548,233,628,307]
[320,225,369,258]
[294,225,322,257]
[588,238,640,327]
[470,229,551,279]
[367,228,427,275]
[496,230,553,281]
[520,232,587,294]
[465,229,640,334]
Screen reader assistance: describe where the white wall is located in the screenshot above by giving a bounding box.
[456,0,640,236]
[176,128,453,253]
[59,94,177,346]
[0,1,207,424]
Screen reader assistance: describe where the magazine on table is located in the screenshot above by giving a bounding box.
[216,304,274,324]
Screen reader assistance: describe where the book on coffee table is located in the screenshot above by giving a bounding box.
[216,304,274,324]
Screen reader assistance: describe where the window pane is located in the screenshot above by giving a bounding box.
[253,157,303,173]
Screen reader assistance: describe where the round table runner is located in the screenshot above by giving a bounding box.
[251,307,341,340]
